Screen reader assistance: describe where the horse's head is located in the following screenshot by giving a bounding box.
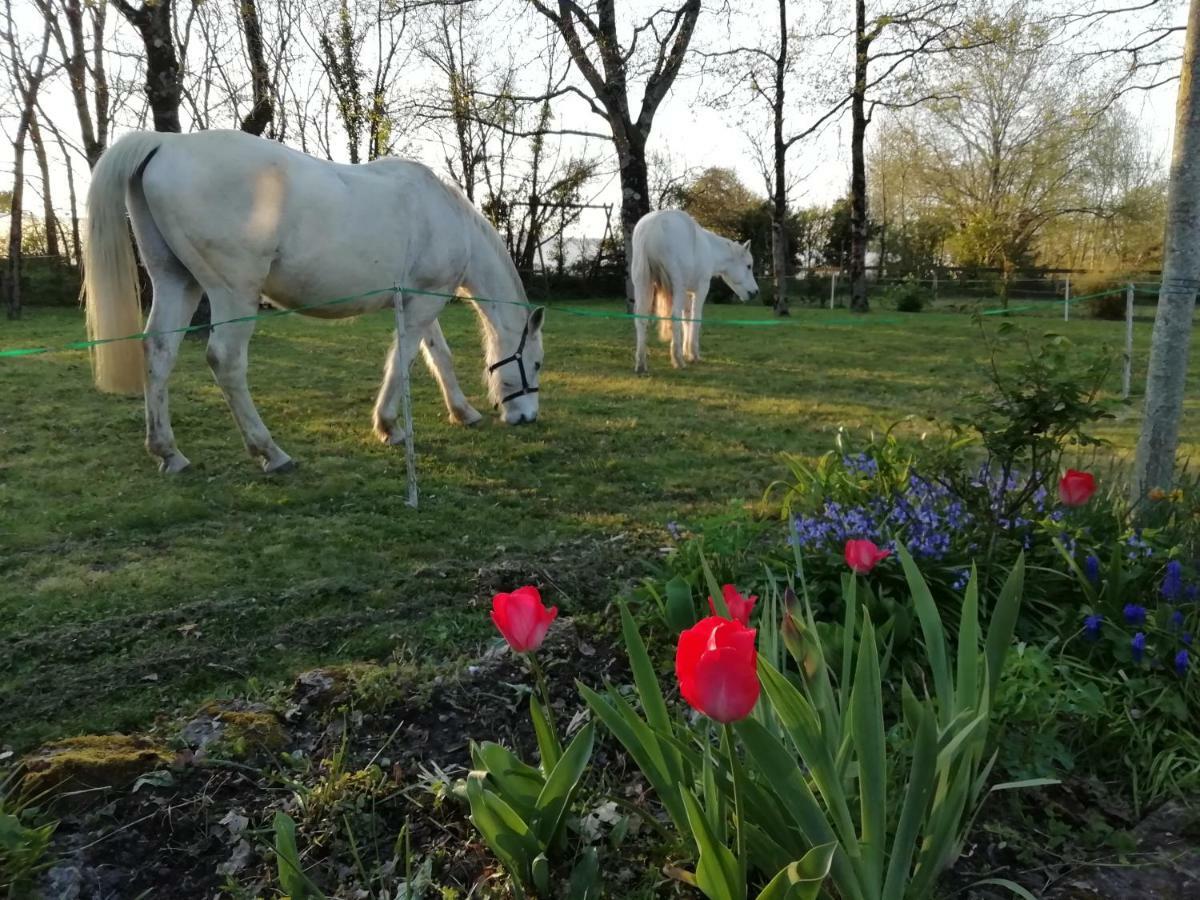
[718,239,759,302]
[488,306,544,425]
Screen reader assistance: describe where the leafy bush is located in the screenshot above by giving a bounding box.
[1089,291,1128,320]
[879,278,931,312]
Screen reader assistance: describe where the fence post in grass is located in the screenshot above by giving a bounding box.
[1064,275,1071,321]
[392,287,420,508]
[1123,283,1135,400]
[932,268,939,299]
[829,271,838,309]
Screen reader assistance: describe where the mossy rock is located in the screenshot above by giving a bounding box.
[292,663,397,712]
[21,734,170,803]
[182,701,288,757]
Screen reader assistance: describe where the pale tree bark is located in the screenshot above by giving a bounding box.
[529,0,702,306]
[1132,0,1200,499]
[3,13,53,319]
[28,112,59,258]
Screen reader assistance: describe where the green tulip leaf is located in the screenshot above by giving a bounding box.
[533,722,595,846]
[755,842,836,900]
[666,575,698,631]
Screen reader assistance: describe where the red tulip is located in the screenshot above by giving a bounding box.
[676,616,760,723]
[1059,469,1096,507]
[709,584,758,626]
[844,539,891,574]
[491,586,557,653]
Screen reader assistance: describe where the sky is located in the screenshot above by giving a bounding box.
[0,0,1185,246]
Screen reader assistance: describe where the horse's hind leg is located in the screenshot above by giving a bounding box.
[419,319,482,427]
[633,275,652,374]
[669,283,687,369]
[204,290,294,473]
[142,271,203,473]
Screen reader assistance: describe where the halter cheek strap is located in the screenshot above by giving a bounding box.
[487,326,539,404]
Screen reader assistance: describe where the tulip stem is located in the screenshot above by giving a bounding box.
[527,653,558,737]
[723,722,746,890]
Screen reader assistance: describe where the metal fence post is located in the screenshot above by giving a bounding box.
[1064,274,1071,322]
[830,271,838,310]
[1122,283,1134,400]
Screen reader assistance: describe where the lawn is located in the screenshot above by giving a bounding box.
[1,298,1196,751]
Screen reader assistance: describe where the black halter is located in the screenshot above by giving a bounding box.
[487,325,538,405]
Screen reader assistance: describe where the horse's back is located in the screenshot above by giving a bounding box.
[633,209,702,281]
[136,131,471,309]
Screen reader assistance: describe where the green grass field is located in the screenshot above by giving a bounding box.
[2,298,1196,750]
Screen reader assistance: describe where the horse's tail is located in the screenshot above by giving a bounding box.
[84,131,165,394]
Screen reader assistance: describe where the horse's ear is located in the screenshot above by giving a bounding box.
[528,306,546,333]
[741,240,751,252]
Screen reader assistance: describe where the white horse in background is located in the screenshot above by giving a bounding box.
[84,129,543,474]
[630,209,759,373]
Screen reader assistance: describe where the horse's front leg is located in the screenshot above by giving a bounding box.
[373,325,425,445]
[205,293,294,473]
[685,286,708,362]
[420,319,482,426]
[143,274,203,473]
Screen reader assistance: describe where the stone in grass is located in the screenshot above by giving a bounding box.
[180,700,289,758]
[21,734,170,806]
[290,663,398,713]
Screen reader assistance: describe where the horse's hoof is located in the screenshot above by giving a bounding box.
[158,454,191,475]
[634,362,648,375]
[385,430,406,446]
[264,457,298,475]
[453,407,483,427]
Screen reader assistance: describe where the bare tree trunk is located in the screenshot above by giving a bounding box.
[238,0,273,136]
[849,0,870,312]
[531,0,701,308]
[41,115,82,264]
[115,0,183,133]
[771,0,789,315]
[4,15,52,319]
[616,129,651,307]
[28,113,59,258]
[1132,0,1200,499]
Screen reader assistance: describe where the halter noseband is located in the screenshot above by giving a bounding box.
[487,325,539,405]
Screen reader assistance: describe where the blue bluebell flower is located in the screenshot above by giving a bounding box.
[1185,584,1199,603]
[666,521,682,541]
[1161,560,1184,601]
[1175,649,1189,675]
[1171,610,1185,629]
[1131,632,1147,662]
[951,568,970,592]
[1183,632,1194,646]
[1084,614,1103,640]
[1123,603,1147,626]
[1084,554,1101,585]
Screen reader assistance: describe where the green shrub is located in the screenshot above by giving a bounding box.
[879,278,931,312]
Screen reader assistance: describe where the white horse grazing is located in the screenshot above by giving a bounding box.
[84,129,543,474]
[630,209,759,373]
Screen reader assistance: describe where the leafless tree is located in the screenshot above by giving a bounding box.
[114,0,184,132]
[34,0,111,168]
[528,0,702,303]
[27,112,59,257]
[2,3,54,319]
